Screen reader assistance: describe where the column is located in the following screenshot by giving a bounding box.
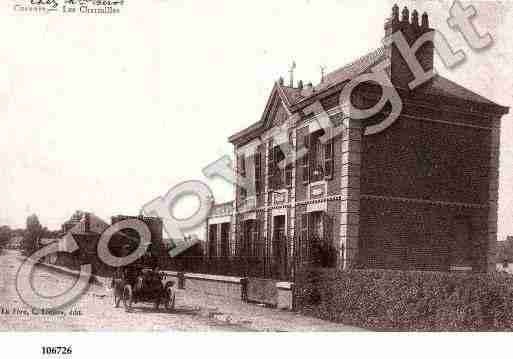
[339,117,363,270]
[231,148,239,257]
[487,118,501,272]
[263,139,270,239]
[289,128,297,266]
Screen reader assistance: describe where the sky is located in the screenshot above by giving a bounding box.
[0,0,512,240]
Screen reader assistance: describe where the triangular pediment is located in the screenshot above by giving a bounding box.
[228,82,298,145]
[262,84,292,130]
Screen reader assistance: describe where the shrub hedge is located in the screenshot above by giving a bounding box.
[294,268,513,331]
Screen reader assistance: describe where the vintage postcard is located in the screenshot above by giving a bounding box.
[1,0,513,355]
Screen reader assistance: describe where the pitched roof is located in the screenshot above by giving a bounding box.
[229,46,507,145]
[414,75,500,106]
[229,82,291,143]
[280,85,303,104]
[315,47,387,93]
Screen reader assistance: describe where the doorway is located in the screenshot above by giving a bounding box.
[272,215,287,278]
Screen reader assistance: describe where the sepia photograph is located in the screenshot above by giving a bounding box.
[1,0,513,356]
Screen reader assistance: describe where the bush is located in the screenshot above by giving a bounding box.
[294,268,513,331]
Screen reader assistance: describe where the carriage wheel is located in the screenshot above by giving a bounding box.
[123,285,133,310]
[164,288,175,311]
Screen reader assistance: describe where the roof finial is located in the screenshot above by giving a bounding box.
[402,6,410,23]
[320,65,326,84]
[288,61,296,87]
[421,12,429,29]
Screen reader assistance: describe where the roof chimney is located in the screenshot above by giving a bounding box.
[421,12,429,29]
[300,82,314,97]
[384,5,434,89]
[411,9,419,28]
[401,6,409,23]
[392,4,399,21]
[288,61,296,87]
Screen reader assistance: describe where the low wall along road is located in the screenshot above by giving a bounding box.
[32,261,295,310]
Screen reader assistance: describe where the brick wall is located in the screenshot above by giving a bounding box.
[360,114,491,204]
[359,198,488,270]
[359,107,493,271]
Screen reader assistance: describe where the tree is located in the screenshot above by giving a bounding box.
[22,214,43,257]
[0,225,11,253]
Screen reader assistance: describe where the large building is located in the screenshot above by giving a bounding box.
[205,6,509,277]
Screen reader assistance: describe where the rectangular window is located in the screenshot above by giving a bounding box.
[275,146,285,188]
[285,164,293,187]
[309,133,321,182]
[238,155,247,200]
[208,224,217,258]
[240,155,246,177]
[300,213,309,260]
[301,134,309,184]
[268,141,274,190]
[324,139,334,180]
[310,135,318,181]
[300,213,309,240]
[255,152,262,195]
[221,223,230,258]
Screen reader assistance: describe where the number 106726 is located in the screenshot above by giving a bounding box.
[42,346,72,355]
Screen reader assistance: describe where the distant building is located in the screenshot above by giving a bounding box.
[62,211,110,235]
[51,213,166,275]
[496,237,513,274]
[205,202,234,259]
[8,236,23,250]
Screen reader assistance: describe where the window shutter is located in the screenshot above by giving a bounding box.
[301,134,310,184]
[285,164,293,187]
[209,224,217,258]
[238,155,247,200]
[274,146,281,187]
[241,155,246,177]
[268,141,274,190]
[300,213,309,261]
[255,152,262,194]
[237,155,242,175]
[309,133,317,181]
[324,139,334,180]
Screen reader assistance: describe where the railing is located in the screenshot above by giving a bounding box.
[163,233,336,281]
[294,234,337,272]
